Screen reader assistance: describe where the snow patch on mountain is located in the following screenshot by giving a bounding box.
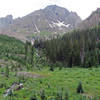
[52,20,70,28]
[49,24,53,28]
[34,24,40,33]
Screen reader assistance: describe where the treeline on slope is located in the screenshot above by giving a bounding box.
[0,35,25,65]
[0,35,47,69]
[35,25,100,68]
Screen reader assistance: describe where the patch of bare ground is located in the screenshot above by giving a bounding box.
[0,59,9,67]
[0,59,21,68]
[82,93,93,100]
[17,72,47,78]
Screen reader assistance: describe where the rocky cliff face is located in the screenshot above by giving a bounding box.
[0,5,81,40]
[0,15,13,28]
[77,8,100,29]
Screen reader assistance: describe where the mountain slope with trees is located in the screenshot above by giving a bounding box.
[0,26,100,100]
[35,25,100,68]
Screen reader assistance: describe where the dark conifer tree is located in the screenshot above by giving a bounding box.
[77,82,84,93]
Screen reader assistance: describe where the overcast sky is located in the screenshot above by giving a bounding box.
[0,0,100,20]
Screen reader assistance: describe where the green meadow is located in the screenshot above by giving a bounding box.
[0,67,100,100]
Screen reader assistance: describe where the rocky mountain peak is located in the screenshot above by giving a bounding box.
[96,8,100,13]
[0,15,13,28]
[0,5,82,40]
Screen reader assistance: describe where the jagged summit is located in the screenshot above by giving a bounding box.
[0,5,82,40]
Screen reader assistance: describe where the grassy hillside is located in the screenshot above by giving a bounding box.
[0,35,25,67]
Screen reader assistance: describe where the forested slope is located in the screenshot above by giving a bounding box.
[36,25,100,68]
[0,35,25,67]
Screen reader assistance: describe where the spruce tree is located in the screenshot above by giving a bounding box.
[31,45,34,65]
[5,65,9,78]
[40,90,45,100]
[77,82,84,93]
[64,91,69,100]
[25,41,28,60]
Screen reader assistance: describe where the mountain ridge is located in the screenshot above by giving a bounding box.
[0,5,82,40]
[77,8,100,29]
